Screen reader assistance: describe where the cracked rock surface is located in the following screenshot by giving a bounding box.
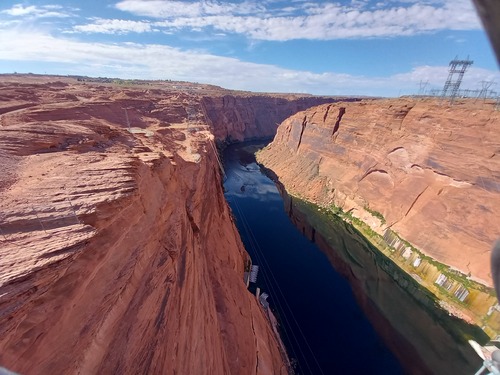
[0,75,309,375]
[257,98,500,285]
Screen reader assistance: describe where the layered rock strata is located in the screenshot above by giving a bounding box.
[201,95,340,141]
[0,76,331,374]
[257,98,500,286]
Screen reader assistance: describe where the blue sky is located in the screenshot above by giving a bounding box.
[0,0,498,96]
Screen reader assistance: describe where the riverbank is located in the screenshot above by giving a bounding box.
[223,141,404,374]
[336,202,499,337]
[255,98,500,340]
[273,184,499,339]
[279,191,488,374]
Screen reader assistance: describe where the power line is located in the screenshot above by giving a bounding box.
[230,196,325,375]
[208,136,226,179]
[231,198,311,375]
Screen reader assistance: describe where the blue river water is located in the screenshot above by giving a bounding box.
[223,141,404,375]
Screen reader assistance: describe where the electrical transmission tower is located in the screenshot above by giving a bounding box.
[441,57,473,103]
[418,80,429,96]
[475,80,496,102]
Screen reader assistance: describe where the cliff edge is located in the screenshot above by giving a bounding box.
[0,75,330,374]
[257,98,500,287]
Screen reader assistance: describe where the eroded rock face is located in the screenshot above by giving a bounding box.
[257,98,500,286]
[0,76,313,374]
[201,95,347,141]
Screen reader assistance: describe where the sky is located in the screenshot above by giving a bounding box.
[0,0,498,96]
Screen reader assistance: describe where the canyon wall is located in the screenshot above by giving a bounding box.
[201,95,344,141]
[284,195,484,375]
[257,98,500,287]
[0,76,323,374]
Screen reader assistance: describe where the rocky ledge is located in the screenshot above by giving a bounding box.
[257,98,500,335]
[0,75,331,374]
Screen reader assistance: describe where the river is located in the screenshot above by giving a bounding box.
[223,141,405,374]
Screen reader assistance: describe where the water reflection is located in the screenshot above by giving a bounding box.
[223,141,404,375]
[224,143,283,202]
[282,192,484,375]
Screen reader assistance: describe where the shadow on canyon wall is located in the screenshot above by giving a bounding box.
[265,172,488,375]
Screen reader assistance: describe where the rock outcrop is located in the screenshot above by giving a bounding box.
[201,95,337,141]
[257,98,500,286]
[0,75,328,374]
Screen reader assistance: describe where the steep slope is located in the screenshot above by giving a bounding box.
[258,98,500,287]
[201,95,337,141]
[0,76,321,374]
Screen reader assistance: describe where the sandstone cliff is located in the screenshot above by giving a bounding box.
[0,76,326,374]
[201,95,336,141]
[257,98,500,287]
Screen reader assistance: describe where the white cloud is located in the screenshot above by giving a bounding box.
[115,0,264,18]
[72,19,154,34]
[113,0,482,40]
[0,29,498,96]
[0,19,21,28]
[1,4,73,18]
[2,4,38,16]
